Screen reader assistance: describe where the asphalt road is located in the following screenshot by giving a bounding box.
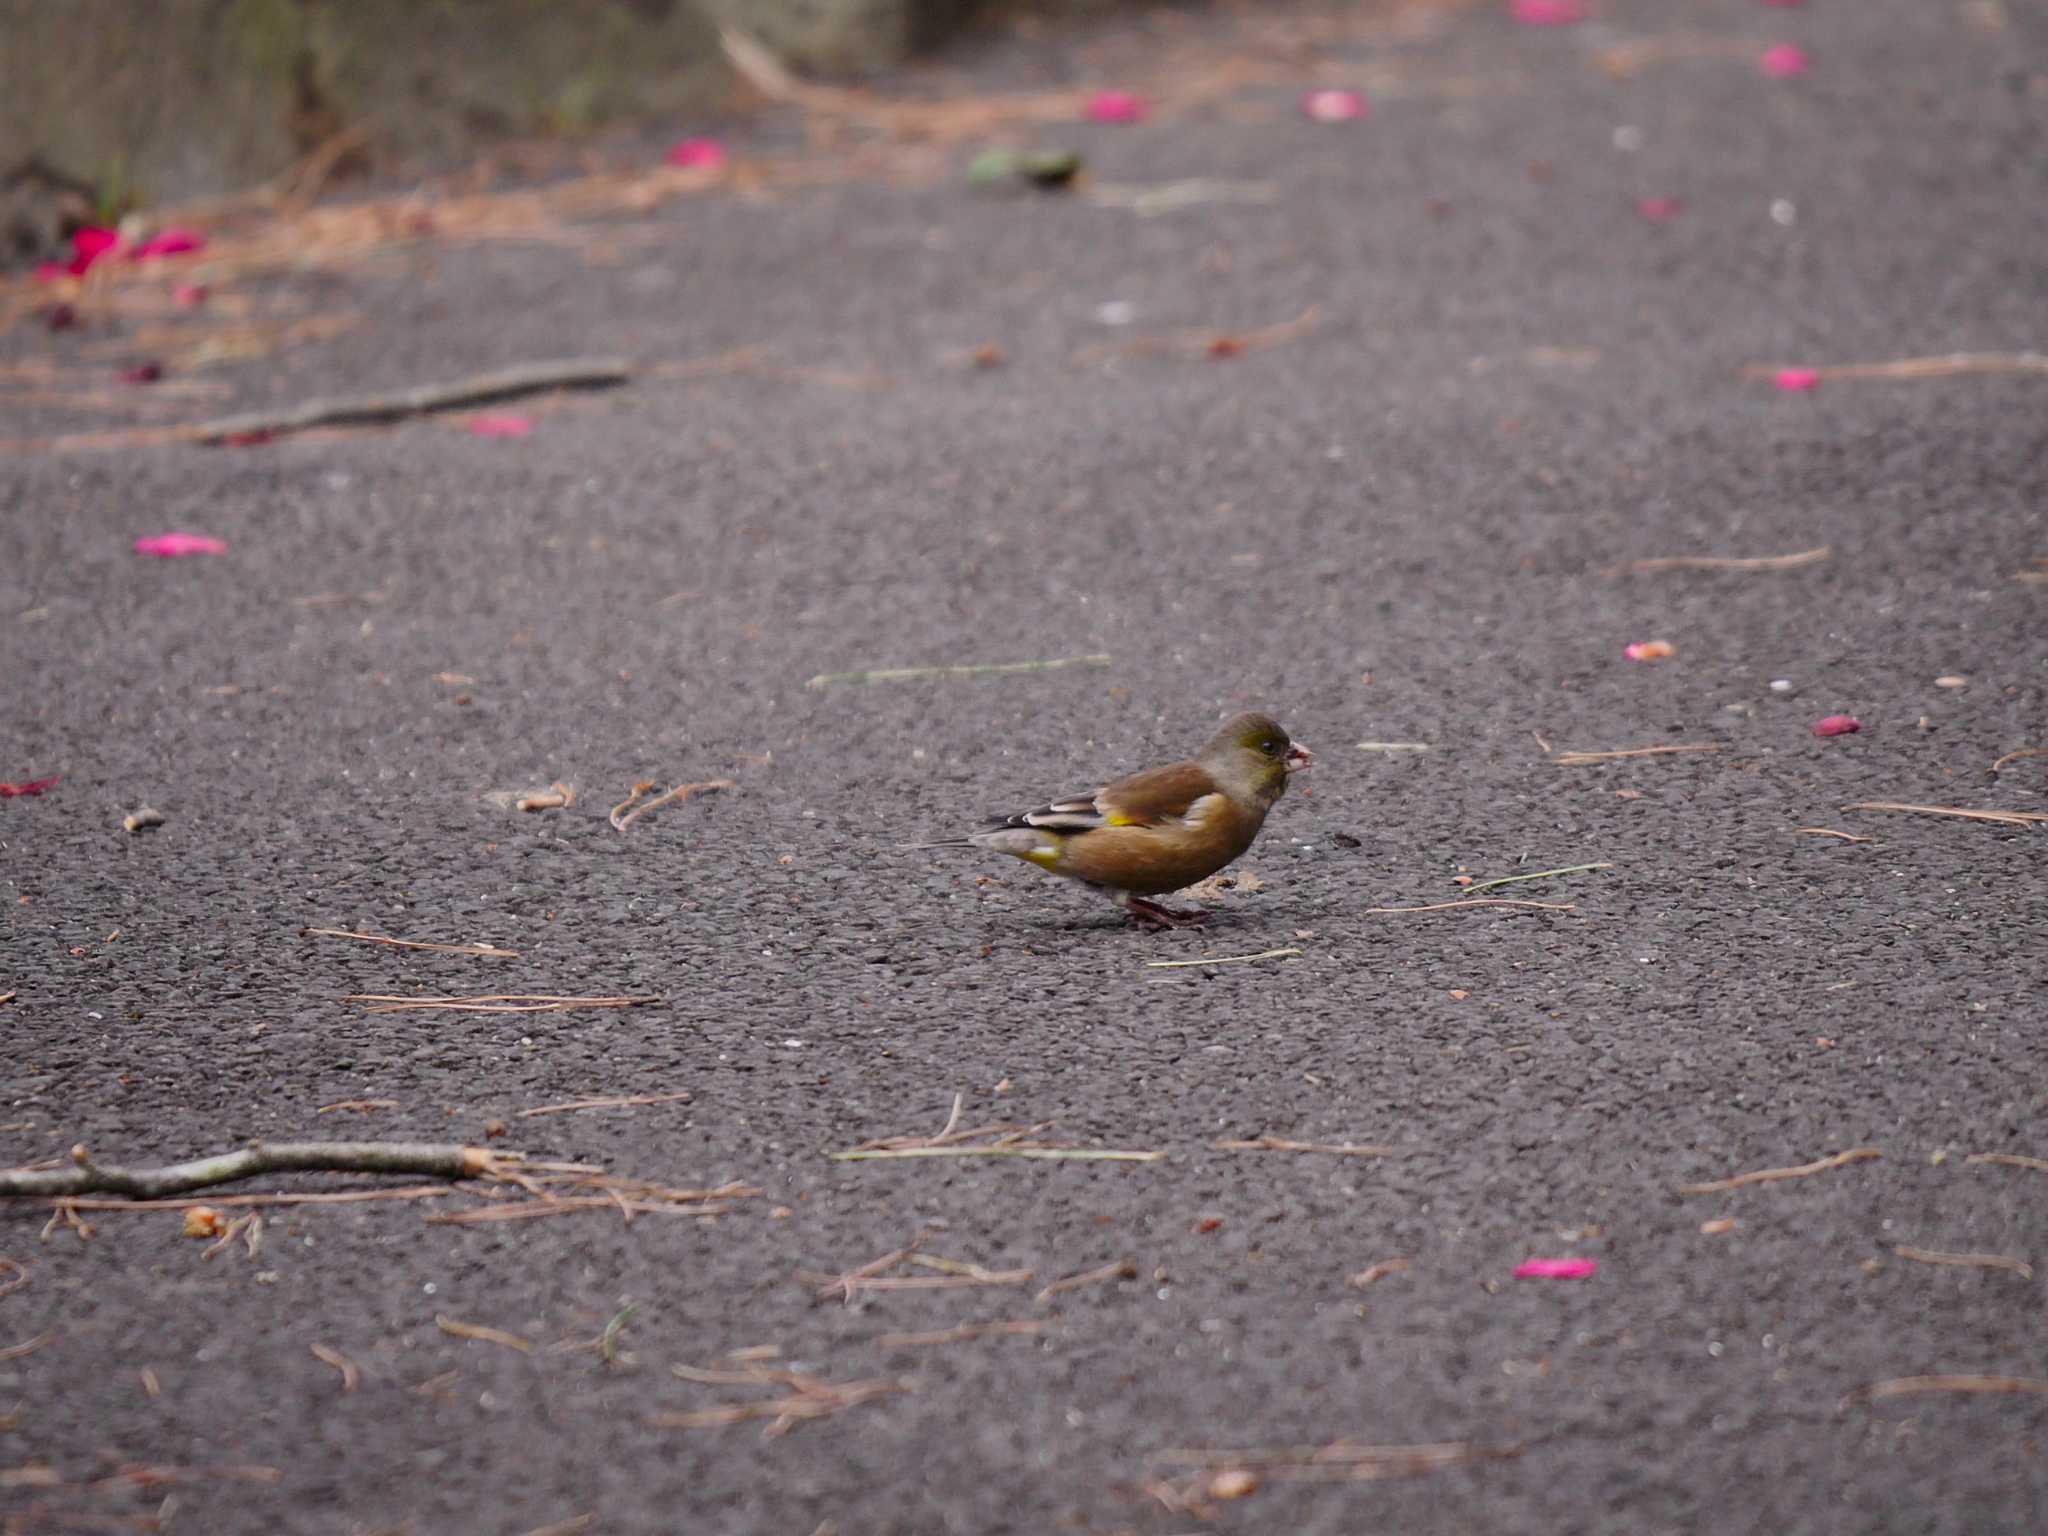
[3,1,2045,1533]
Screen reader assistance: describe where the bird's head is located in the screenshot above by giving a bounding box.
[1202,712,1311,804]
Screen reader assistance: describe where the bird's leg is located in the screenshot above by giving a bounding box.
[1118,894,1211,929]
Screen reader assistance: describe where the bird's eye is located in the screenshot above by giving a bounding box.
[1263,738,1283,756]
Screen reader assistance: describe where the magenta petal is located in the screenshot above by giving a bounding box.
[70,227,122,273]
[1300,89,1367,123]
[131,228,206,260]
[469,415,534,438]
[1811,715,1861,737]
[1510,0,1584,24]
[1775,368,1823,392]
[1084,90,1148,124]
[1635,196,1683,222]
[134,532,228,558]
[1760,44,1811,77]
[1515,1258,1599,1279]
[664,138,728,171]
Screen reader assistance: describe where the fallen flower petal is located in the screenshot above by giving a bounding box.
[1635,197,1683,222]
[1510,0,1584,24]
[1624,640,1677,662]
[171,282,209,308]
[120,361,164,385]
[134,532,228,558]
[1775,368,1823,391]
[1084,90,1147,124]
[130,227,206,260]
[1300,89,1367,123]
[664,137,728,171]
[1812,715,1862,737]
[35,225,122,280]
[0,776,61,798]
[469,415,534,438]
[1515,1258,1598,1279]
[1760,44,1811,77]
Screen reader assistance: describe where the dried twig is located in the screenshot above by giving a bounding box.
[187,359,631,443]
[833,1096,1160,1162]
[1551,744,1723,766]
[346,993,661,1014]
[1989,747,2047,775]
[1841,1375,2048,1409]
[1035,1260,1137,1304]
[1966,1153,2048,1174]
[516,1091,694,1118]
[1892,1246,2033,1279]
[0,1333,51,1362]
[0,1140,514,1200]
[810,1243,923,1305]
[59,1185,456,1212]
[831,1144,1163,1163]
[610,778,733,830]
[1841,802,2048,827]
[310,1342,362,1391]
[515,782,575,813]
[805,654,1111,690]
[1347,1258,1412,1290]
[301,927,517,957]
[0,1258,27,1297]
[1793,828,1874,843]
[1364,899,1574,915]
[1213,1137,1391,1156]
[1626,546,1830,574]
[437,1315,534,1353]
[1744,353,2048,382]
[1146,947,1302,969]
[873,1319,1048,1348]
[1462,862,1611,895]
[1677,1147,1881,1196]
[660,1353,912,1436]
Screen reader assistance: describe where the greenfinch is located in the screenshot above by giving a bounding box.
[918,712,1311,926]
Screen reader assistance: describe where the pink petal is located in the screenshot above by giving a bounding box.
[1635,196,1683,222]
[1300,89,1367,124]
[1811,715,1861,737]
[1775,368,1823,392]
[469,414,534,438]
[0,775,61,798]
[1510,0,1584,24]
[134,532,228,558]
[172,283,209,308]
[1624,640,1676,662]
[1084,90,1148,124]
[1760,44,1811,77]
[130,228,206,260]
[1515,1258,1599,1279]
[71,227,123,272]
[664,138,728,171]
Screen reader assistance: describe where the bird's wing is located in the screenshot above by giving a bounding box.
[1089,761,1226,828]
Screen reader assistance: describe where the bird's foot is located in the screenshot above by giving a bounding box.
[1123,897,1211,929]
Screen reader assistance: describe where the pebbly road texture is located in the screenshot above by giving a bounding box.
[2,1,2044,1533]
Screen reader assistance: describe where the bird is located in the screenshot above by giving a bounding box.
[914,712,1312,927]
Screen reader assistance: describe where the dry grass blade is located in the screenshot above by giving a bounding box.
[436,1315,533,1353]
[1461,862,1611,895]
[1213,1137,1391,1156]
[1892,1246,2034,1280]
[1744,352,2048,381]
[301,927,517,957]
[659,1352,913,1437]
[310,1342,362,1391]
[805,654,1111,690]
[831,1144,1163,1163]
[1036,1259,1137,1304]
[314,1098,401,1114]
[1842,1375,2048,1409]
[809,1243,921,1303]
[1966,1153,2048,1174]
[1155,1440,1520,1482]
[1626,546,1831,574]
[1146,947,1302,969]
[1363,899,1574,915]
[1793,828,1874,843]
[516,1091,695,1118]
[347,992,662,1013]
[1677,1147,1881,1195]
[1841,802,2048,827]
[1988,747,2047,775]
[873,1318,1049,1348]
[1551,743,1724,765]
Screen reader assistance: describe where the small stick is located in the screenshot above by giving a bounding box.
[516,1091,694,1118]
[612,778,733,830]
[812,1243,921,1304]
[309,1343,362,1391]
[0,1333,51,1362]
[1841,1375,2048,1409]
[1677,1147,1881,1196]
[515,782,575,813]
[188,358,632,443]
[301,927,518,957]
[314,1099,399,1115]
[0,1258,27,1298]
[436,1315,533,1353]
[0,1141,507,1199]
[426,1197,737,1226]
[1744,353,2048,382]
[805,654,1112,690]
[829,1145,1164,1163]
[1892,1246,2033,1280]
[1841,802,2048,827]
[1793,828,1874,843]
[1035,1259,1137,1304]
[1990,747,2047,775]
[1213,1137,1391,1156]
[1347,1258,1411,1290]
[1461,862,1611,895]
[1966,1153,2048,1174]
[609,779,661,829]
[873,1319,1048,1348]
[1626,546,1830,574]
[59,1185,456,1212]
[1551,744,1723,765]
[1364,899,1574,915]
[1146,948,1302,969]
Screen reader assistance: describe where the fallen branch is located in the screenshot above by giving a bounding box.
[805,654,1111,690]
[0,1140,509,1200]
[302,927,517,957]
[1677,1147,1881,1196]
[1842,802,2048,827]
[1213,1137,1391,1156]
[1892,1246,2033,1280]
[1841,1375,2048,1410]
[1551,743,1723,766]
[187,358,632,443]
[1364,899,1574,915]
[1625,546,1830,574]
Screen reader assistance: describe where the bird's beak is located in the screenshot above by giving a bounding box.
[1284,741,1314,773]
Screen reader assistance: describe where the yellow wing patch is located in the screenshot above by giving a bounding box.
[1023,846,1062,868]
[1101,811,1141,828]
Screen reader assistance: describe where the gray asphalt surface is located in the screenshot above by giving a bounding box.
[3,1,2045,1532]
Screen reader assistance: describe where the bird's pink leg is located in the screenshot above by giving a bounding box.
[1119,895,1211,929]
